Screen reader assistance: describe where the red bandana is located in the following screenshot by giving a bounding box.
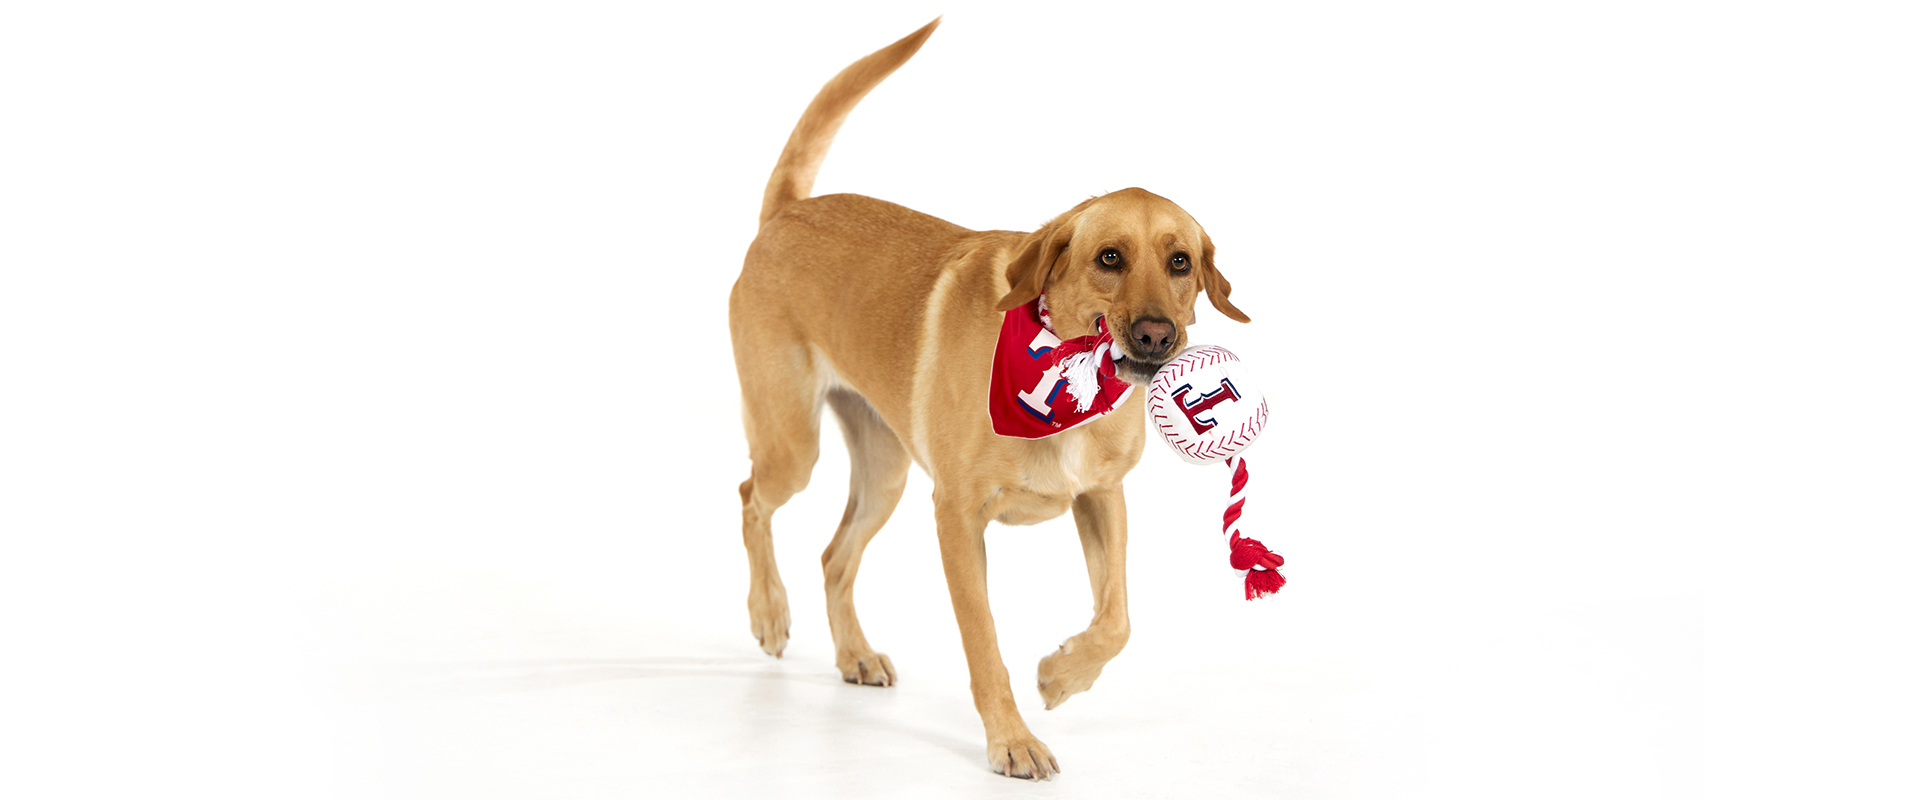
[988,298,1134,439]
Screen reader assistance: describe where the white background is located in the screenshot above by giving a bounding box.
[3,2,1916,798]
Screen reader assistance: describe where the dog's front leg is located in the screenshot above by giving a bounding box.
[1038,484,1131,710]
[935,488,1059,780]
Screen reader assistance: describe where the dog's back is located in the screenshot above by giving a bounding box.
[735,192,984,422]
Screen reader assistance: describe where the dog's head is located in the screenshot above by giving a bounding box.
[995,188,1249,384]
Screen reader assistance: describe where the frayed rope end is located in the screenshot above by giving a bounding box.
[1245,569,1287,600]
[1059,348,1104,413]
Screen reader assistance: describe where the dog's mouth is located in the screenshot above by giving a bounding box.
[1110,339,1175,385]
[1100,316,1178,384]
[1115,356,1163,385]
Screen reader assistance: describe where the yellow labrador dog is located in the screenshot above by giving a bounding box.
[729,18,1248,780]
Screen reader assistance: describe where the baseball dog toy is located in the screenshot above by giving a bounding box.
[991,298,1285,599]
[1147,345,1285,599]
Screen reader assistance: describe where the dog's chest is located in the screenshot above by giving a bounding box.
[989,429,1112,525]
[1021,431,1100,495]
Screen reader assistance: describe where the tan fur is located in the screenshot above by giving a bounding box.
[728,18,1248,780]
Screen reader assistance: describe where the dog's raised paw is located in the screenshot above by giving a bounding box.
[1037,641,1107,710]
[987,736,1059,781]
[837,649,896,686]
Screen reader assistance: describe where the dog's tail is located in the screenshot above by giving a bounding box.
[757,18,940,228]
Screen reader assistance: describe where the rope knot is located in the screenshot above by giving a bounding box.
[1221,455,1285,600]
[1229,537,1283,572]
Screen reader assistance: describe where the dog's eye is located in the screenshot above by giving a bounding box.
[1099,249,1122,268]
[1169,253,1191,274]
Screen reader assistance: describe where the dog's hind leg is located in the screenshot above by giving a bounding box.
[820,389,910,686]
[734,343,825,658]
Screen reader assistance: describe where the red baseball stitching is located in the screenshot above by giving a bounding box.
[1151,347,1263,460]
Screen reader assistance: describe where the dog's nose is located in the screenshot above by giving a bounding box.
[1131,319,1175,360]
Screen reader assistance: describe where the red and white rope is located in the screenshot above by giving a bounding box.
[1223,454,1285,599]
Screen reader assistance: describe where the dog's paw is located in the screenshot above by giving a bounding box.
[986,735,1058,781]
[747,585,790,658]
[836,649,896,686]
[1037,639,1108,710]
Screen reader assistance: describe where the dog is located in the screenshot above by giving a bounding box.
[728,18,1249,780]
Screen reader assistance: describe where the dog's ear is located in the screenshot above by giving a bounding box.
[995,213,1079,312]
[1199,232,1251,323]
